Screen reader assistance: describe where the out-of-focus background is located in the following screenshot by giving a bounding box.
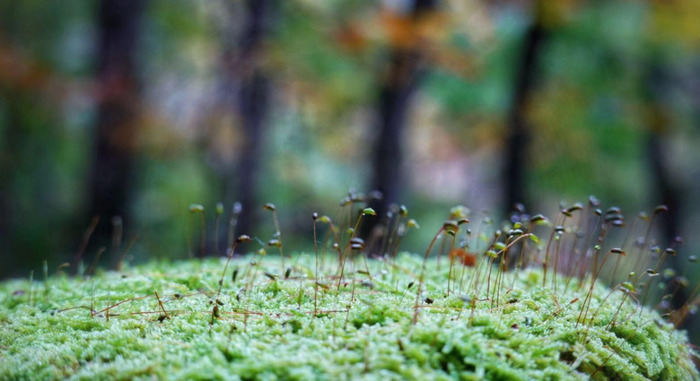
[1,0,699,333]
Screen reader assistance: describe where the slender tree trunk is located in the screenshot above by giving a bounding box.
[369,50,420,217]
[231,0,274,245]
[644,61,687,326]
[363,0,436,245]
[503,1,547,215]
[0,96,23,277]
[84,0,145,270]
[647,126,680,247]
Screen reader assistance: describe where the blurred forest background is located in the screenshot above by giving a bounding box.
[1,0,700,336]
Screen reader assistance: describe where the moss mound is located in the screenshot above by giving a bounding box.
[0,254,697,380]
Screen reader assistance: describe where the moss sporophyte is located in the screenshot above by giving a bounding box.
[0,198,698,380]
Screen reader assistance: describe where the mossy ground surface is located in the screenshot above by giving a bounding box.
[0,254,697,380]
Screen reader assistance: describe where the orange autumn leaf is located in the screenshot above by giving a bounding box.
[379,9,447,50]
[334,24,369,54]
[450,248,477,267]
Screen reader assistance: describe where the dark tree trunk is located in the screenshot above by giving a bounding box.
[0,96,23,276]
[363,0,436,244]
[644,61,687,326]
[503,1,548,214]
[231,0,274,247]
[369,50,420,217]
[83,0,145,270]
[647,130,680,247]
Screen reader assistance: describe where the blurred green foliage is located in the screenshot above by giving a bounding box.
[0,0,698,283]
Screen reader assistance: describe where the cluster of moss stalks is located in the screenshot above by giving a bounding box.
[0,250,697,380]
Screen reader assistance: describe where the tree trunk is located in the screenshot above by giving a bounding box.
[363,0,436,245]
[644,61,687,326]
[503,1,547,215]
[83,0,145,270]
[231,0,274,247]
[0,96,23,277]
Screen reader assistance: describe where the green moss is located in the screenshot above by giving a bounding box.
[0,254,696,380]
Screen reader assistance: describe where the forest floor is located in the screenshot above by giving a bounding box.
[0,253,697,380]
